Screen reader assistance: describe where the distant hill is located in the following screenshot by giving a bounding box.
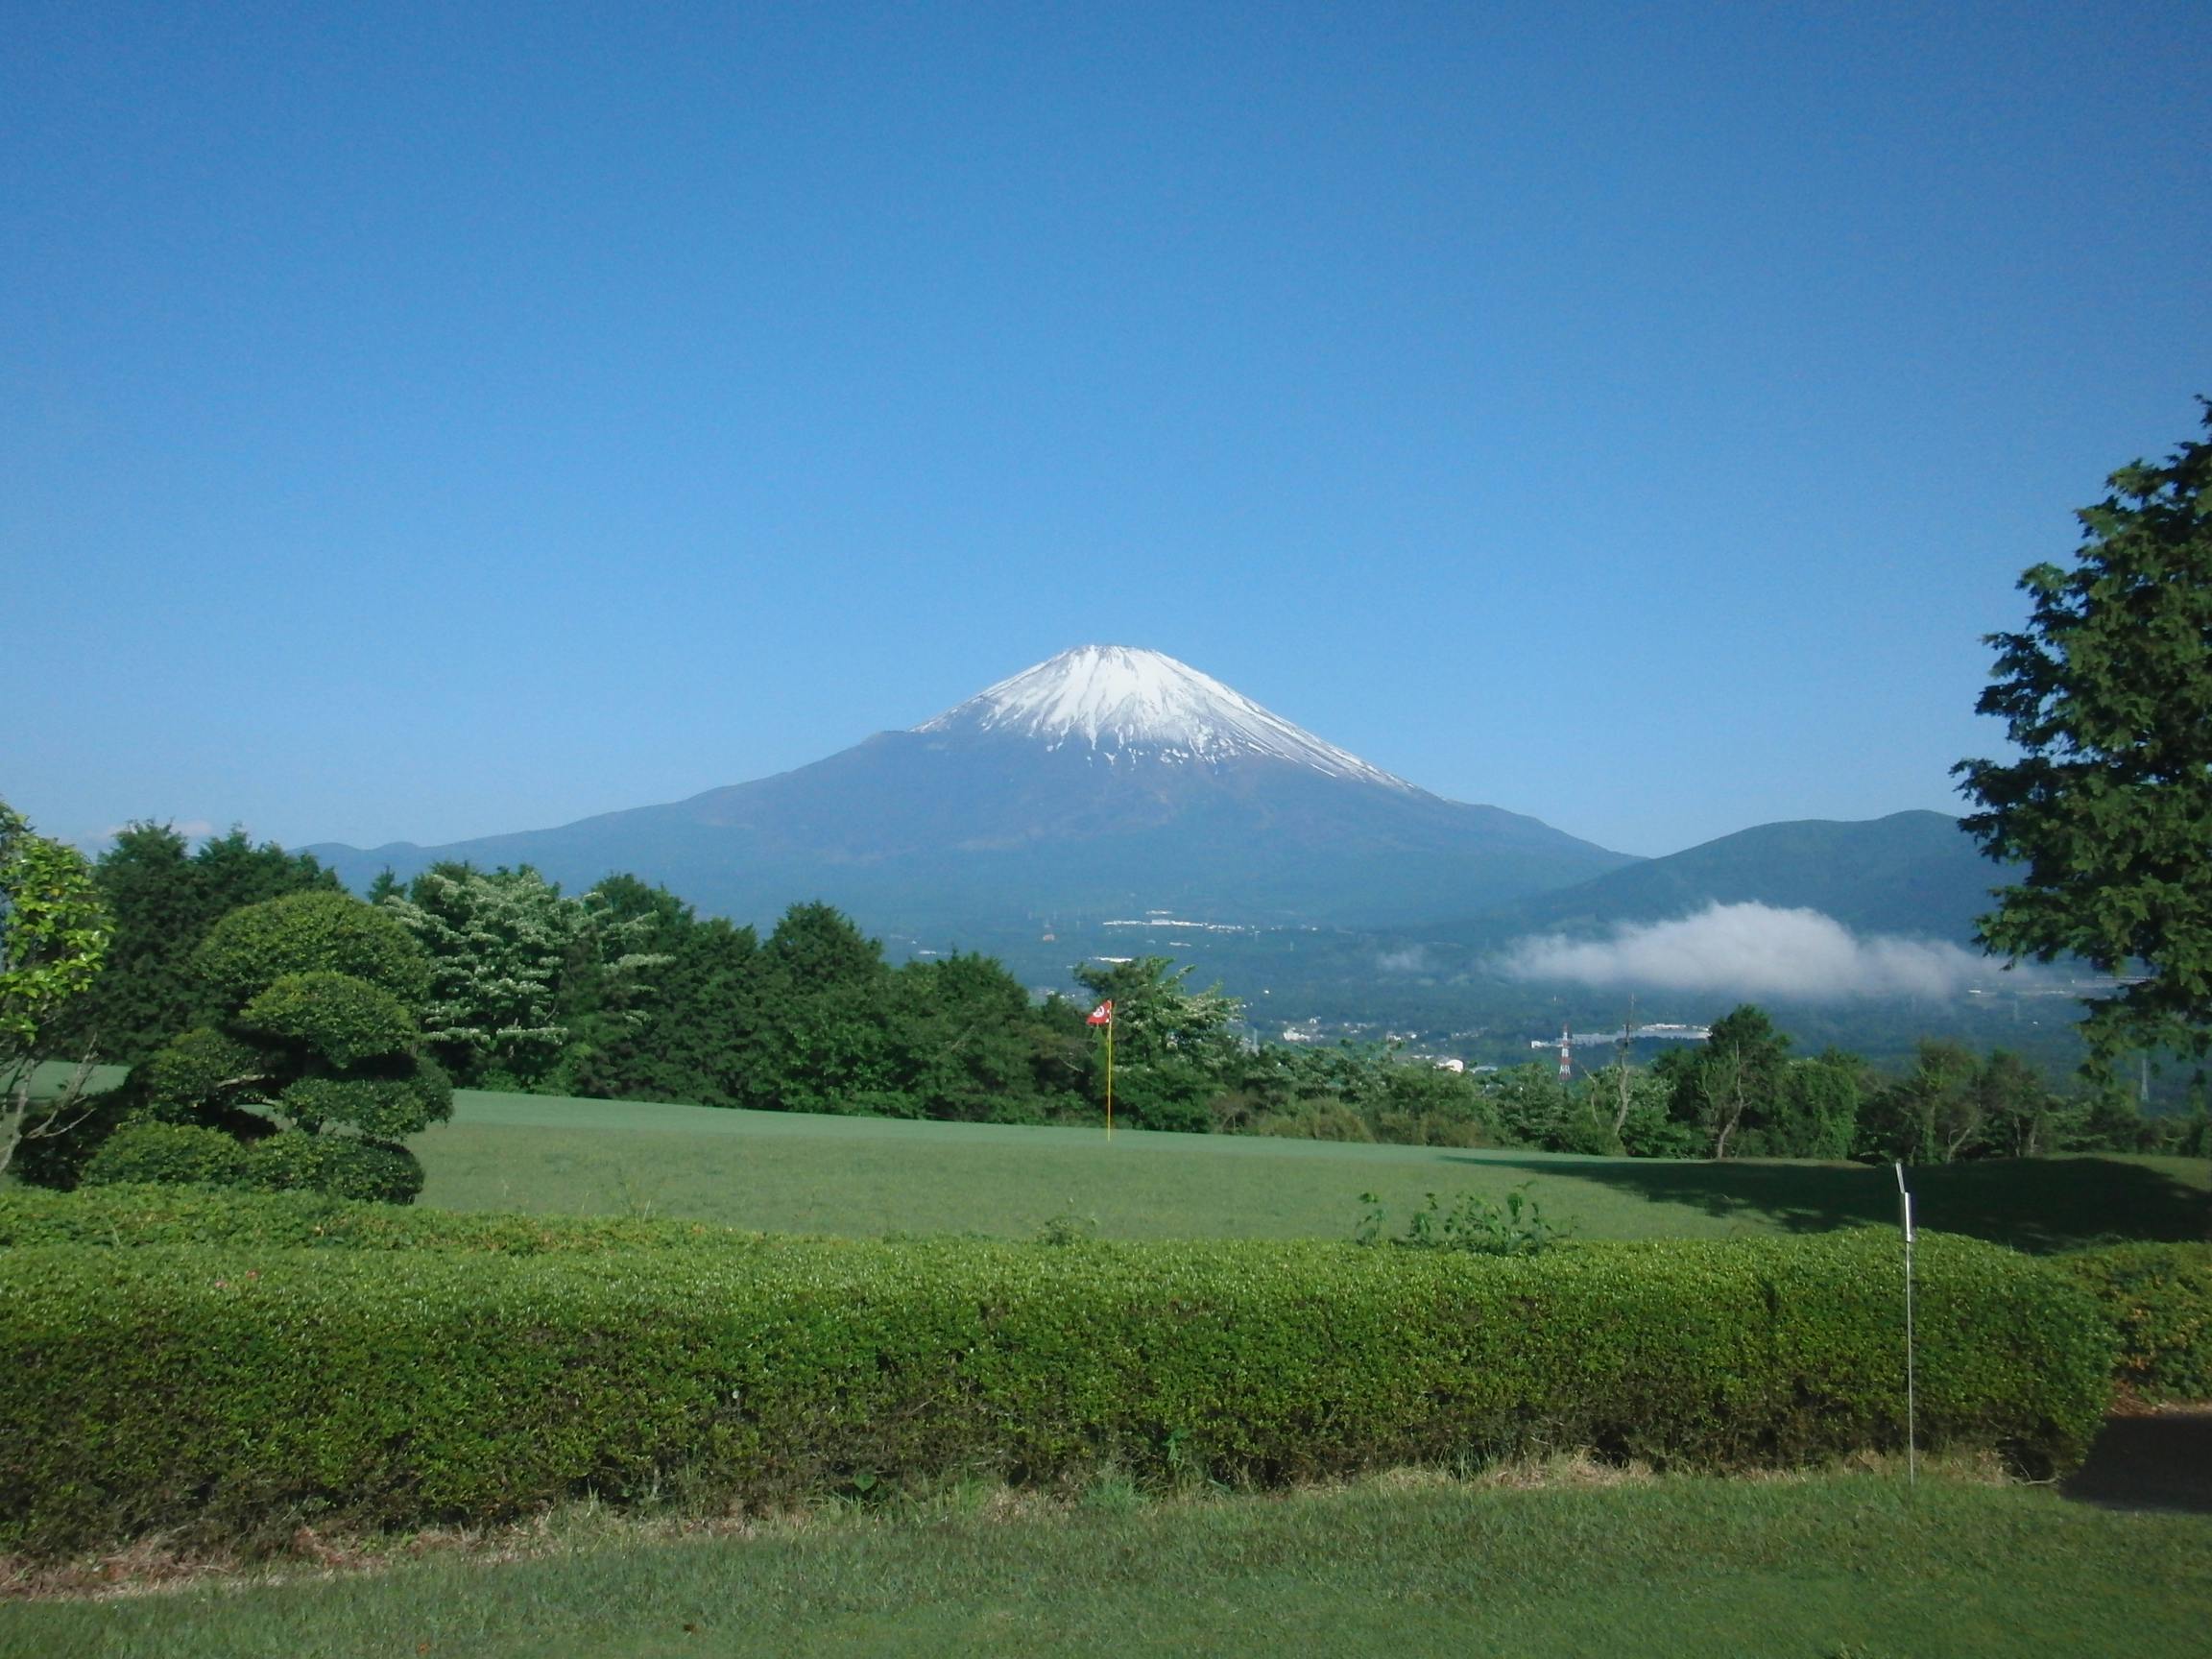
[1459,809,2002,947]
[310,645,1637,932]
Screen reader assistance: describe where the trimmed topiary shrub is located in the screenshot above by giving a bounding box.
[240,1131,423,1204]
[0,1229,2111,1558]
[79,1121,252,1190]
[2054,1242,2212,1402]
[104,891,450,1203]
[236,971,419,1068]
[194,890,431,1010]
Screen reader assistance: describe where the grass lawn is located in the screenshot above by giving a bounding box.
[10,1472,2209,1659]
[412,1090,2212,1249]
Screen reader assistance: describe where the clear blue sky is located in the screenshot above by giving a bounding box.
[7,1,2207,861]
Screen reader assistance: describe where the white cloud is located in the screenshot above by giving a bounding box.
[1501,902,2011,1000]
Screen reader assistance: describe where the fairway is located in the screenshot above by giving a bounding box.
[412,1091,2212,1249]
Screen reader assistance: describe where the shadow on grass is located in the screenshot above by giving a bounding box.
[2065,1411,2212,1514]
[1461,1154,2211,1253]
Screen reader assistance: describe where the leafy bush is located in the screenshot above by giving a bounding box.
[0,1229,2110,1557]
[241,1131,424,1204]
[133,1028,264,1120]
[276,1061,451,1138]
[79,1121,252,1190]
[1259,1100,1376,1142]
[76,1125,423,1205]
[236,971,419,1067]
[1357,1186,1567,1256]
[108,891,450,1203]
[195,890,431,1009]
[2053,1242,2212,1401]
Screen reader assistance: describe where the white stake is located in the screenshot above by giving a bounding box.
[1895,1161,1917,1488]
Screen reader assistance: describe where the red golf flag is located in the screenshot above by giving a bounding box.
[1086,999,1114,1026]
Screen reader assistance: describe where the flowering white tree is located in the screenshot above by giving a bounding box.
[381,865,665,1085]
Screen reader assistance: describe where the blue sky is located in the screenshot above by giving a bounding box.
[7,0,2208,861]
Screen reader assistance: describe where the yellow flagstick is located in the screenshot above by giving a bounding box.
[1088,998,1116,1140]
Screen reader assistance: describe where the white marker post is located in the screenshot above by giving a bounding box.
[1894,1161,1917,1488]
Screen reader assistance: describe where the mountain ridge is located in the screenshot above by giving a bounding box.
[306,645,1634,928]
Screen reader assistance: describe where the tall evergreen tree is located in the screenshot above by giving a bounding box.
[1957,400,2212,1062]
[63,824,336,1063]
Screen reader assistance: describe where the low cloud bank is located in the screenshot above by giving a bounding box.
[1502,902,2009,1000]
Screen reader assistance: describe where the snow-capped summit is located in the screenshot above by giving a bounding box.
[915,645,1416,790]
[304,643,1638,936]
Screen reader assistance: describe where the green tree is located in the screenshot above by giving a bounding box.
[1956,401,2212,1063]
[380,864,585,1085]
[86,891,450,1202]
[889,952,1061,1123]
[548,875,757,1106]
[1,800,111,1176]
[1070,955,1242,1131]
[1856,1041,2060,1164]
[1582,1060,1690,1157]
[1769,1048,1868,1161]
[60,823,336,1063]
[378,864,670,1089]
[1479,1062,1600,1152]
[732,902,899,1114]
[1657,1004,1791,1160]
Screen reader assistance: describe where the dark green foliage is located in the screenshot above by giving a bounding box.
[237,971,419,1067]
[1758,1049,1867,1160]
[889,952,1059,1122]
[241,1130,424,1203]
[549,877,758,1105]
[2054,1242,2212,1402]
[1656,1004,1791,1159]
[0,1229,2109,1558]
[731,902,898,1113]
[1859,1041,2076,1164]
[1070,955,1242,1129]
[135,1027,267,1118]
[278,1061,451,1138]
[1358,1185,1567,1256]
[100,892,447,1203]
[197,890,432,1012]
[1957,402,2212,1061]
[57,824,337,1064]
[78,1126,425,1205]
[82,1121,252,1189]
[1479,1063,1616,1154]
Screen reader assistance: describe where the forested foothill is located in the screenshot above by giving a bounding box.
[6,811,2204,1206]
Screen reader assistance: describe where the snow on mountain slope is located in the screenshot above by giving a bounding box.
[915,645,1416,790]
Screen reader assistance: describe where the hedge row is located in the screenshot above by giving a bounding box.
[0,1231,2109,1558]
[2052,1242,2212,1402]
[0,1183,775,1256]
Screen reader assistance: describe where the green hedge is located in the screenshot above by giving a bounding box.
[0,1183,775,1255]
[0,1230,2109,1558]
[2054,1242,2212,1401]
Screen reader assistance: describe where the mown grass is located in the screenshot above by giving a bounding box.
[411,1090,2212,1250]
[9,1470,2209,1659]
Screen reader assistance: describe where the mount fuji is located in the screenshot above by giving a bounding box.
[307,646,1638,933]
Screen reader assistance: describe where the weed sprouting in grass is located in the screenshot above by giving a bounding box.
[1032,1203,1099,1245]
[1356,1182,1568,1255]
